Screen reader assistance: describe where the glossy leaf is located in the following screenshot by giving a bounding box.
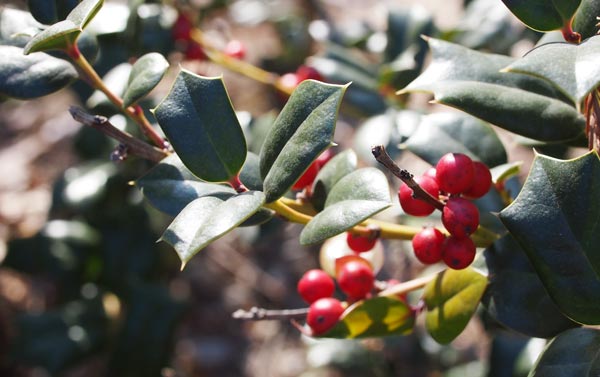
[401,38,585,143]
[311,149,358,211]
[483,235,578,338]
[23,0,104,54]
[122,52,169,108]
[505,36,600,104]
[423,267,487,344]
[0,46,78,99]
[300,167,391,245]
[300,200,390,245]
[501,0,582,31]
[573,0,600,40]
[529,328,600,376]
[27,0,79,25]
[499,151,600,324]
[260,80,348,202]
[320,296,415,338]
[239,152,264,192]
[404,112,507,167]
[136,154,236,217]
[161,191,265,267]
[153,70,247,182]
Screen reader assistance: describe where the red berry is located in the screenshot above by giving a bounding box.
[423,167,437,182]
[398,176,440,217]
[442,197,480,238]
[435,153,475,194]
[224,39,246,59]
[185,42,206,60]
[463,161,492,199]
[442,236,476,269]
[412,227,446,264]
[306,297,345,335]
[278,72,301,92]
[337,260,375,300]
[292,149,334,190]
[296,65,323,82]
[297,269,335,304]
[172,14,192,41]
[346,232,377,253]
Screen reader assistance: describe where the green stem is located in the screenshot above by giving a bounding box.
[67,44,169,150]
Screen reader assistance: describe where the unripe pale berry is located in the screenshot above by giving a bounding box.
[337,260,375,300]
[435,153,475,194]
[398,176,439,217]
[297,269,335,304]
[442,197,479,238]
[306,297,345,335]
[463,161,492,199]
[346,232,377,253]
[412,227,446,264]
[442,236,476,269]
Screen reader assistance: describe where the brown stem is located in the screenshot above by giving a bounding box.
[371,145,445,211]
[232,307,309,321]
[69,106,168,163]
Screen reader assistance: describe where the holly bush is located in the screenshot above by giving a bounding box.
[3,0,600,375]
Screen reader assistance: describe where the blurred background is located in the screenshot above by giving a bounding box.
[0,0,544,375]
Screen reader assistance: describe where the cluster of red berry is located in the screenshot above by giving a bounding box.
[398,153,492,270]
[297,232,379,335]
[172,13,246,61]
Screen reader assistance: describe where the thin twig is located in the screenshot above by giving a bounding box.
[232,307,309,321]
[371,145,445,211]
[69,106,168,163]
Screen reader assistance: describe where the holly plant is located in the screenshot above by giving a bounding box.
[4,0,600,374]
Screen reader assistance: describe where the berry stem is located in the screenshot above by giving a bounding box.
[371,145,445,211]
[561,18,582,44]
[228,174,249,193]
[378,274,435,297]
[68,44,169,150]
[69,106,168,162]
[232,306,309,320]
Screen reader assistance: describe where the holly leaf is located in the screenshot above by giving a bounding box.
[24,0,104,54]
[529,328,600,376]
[0,46,78,99]
[259,80,348,202]
[501,0,582,31]
[423,267,487,344]
[311,149,358,211]
[27,0,80,25]
[153,70,247,182]
[483,235,578,338]
[122,52,169,108]
[504,36,600,105]
[300,167,391,245]
[135,154,236,217]
[499,151,600,325]
[319,296,415,338]
[161,191,265,267]
[404,112,507,168]
[400,38,585,143]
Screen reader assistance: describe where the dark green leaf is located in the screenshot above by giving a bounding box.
[499,151,600,324]
[136,154,236,217]
[0,46,77,98]
[573,0,600,40]
[324,167,391,206]
[529,328,600,376]
[299,200,390,245]
[404,112,507,167]
[153,70,247,182]
[483,235,578,338]
[239,152,264,191]
[27,0,79,25]
[260,80,348,202]
[311,149,358,211]
[122,52,169,108]
[423,267,487,344]
[24,0,104,54]
[505,36,600,104]
[401,38,585,143]
[161,191,265,267]
[501,0,582,31]
[320,296,415,338]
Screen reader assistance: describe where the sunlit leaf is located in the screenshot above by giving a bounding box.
[122,52,169,108]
